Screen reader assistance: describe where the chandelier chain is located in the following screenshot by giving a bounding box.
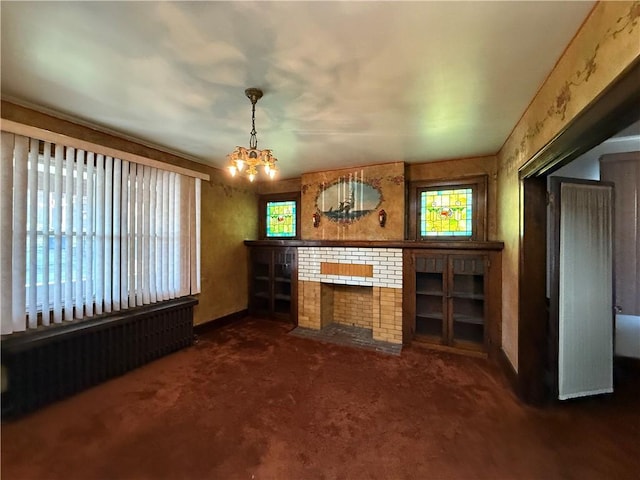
[249,100,258,150]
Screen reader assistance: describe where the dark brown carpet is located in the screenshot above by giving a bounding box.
[2,317,639,480]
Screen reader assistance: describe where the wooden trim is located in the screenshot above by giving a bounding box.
[614,355,640,372]
[519,58,640,179]
[245,239,504,250]
[498,348,520,396]
[411,339,488,359]
[519,176,549,405]
[193,309,248,336]
[258,192,302,240]
[0,119,210,181]
[2,95,210,167]
[402,250,415,345]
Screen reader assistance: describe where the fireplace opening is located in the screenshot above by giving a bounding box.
[292,281,400,355]
[321,284,373,329]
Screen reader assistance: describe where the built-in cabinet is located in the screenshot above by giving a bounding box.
[244,241,501,353]
[248,246,297,323]
[404,248,501,357]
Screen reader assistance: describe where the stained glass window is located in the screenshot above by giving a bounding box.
[266,201,296,237]
[420,188,473,237]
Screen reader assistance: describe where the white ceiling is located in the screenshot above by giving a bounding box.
[1,1,596,180]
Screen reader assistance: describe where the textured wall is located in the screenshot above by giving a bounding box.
[257,177,302,195]
[300,162,405,240]
[497,1,640,371]
[1,101,258,326]
[198,170,257,325]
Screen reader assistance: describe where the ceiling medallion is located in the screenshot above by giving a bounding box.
[227,88,277,182]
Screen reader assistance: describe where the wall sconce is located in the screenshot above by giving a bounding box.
[312,212,321,228]
[378,209,387,227]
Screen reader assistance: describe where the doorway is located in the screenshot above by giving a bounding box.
[517,59,640,404]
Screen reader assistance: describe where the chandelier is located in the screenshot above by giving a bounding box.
[227,88,277,182]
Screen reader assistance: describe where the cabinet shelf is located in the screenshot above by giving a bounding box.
[451,292,484,300]
[416,290,444,296]
[254,276,270,282]
[416,312,444,321]
[274,293,291,301]
[453,314,484,325]
[274,277,291,283]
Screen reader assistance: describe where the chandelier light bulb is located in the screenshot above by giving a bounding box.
[228,165,237,177]
[236,159,245,172]
[249,172,256,182]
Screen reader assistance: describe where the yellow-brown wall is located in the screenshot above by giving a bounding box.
[1,101,258,326]
[256,177,301,196]
[497,1,640,371]
[199,170,257,325]
[262,156,499,242]
[300,162,405,240]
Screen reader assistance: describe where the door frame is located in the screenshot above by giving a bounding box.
[516,58,640,404]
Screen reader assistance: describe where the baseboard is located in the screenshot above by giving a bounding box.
[498,348,520,396]
[193,309,248,336]
[614,355,640,372]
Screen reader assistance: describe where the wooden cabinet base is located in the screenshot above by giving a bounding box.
[411,338,489,359]
[248,246,298,324]
[404,248,502,358]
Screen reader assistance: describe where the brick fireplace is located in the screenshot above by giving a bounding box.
[297,247,403,344]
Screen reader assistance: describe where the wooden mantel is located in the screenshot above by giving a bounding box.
[244,240,504,251]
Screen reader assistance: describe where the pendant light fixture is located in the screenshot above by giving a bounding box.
[227,88,277,182]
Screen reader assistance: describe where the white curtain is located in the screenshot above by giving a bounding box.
[1,133,16,331]
[0,132,201,335]
[558,182,613,400]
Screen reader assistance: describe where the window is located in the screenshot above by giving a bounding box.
[420,187,473,236]
[266,201,296,237]
[0,131,202,335]
[259,193,300,239]
[409,176,487,241]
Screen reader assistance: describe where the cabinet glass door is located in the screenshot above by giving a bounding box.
[251,251,271,313]
[450,256,486,347]
[273,249,295,317]
[414,255,446,342]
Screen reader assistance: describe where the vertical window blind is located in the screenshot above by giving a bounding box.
[0,131,201,335]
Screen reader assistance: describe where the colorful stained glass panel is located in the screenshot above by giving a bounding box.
[420,188,473,237]
[266,201,296,237]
